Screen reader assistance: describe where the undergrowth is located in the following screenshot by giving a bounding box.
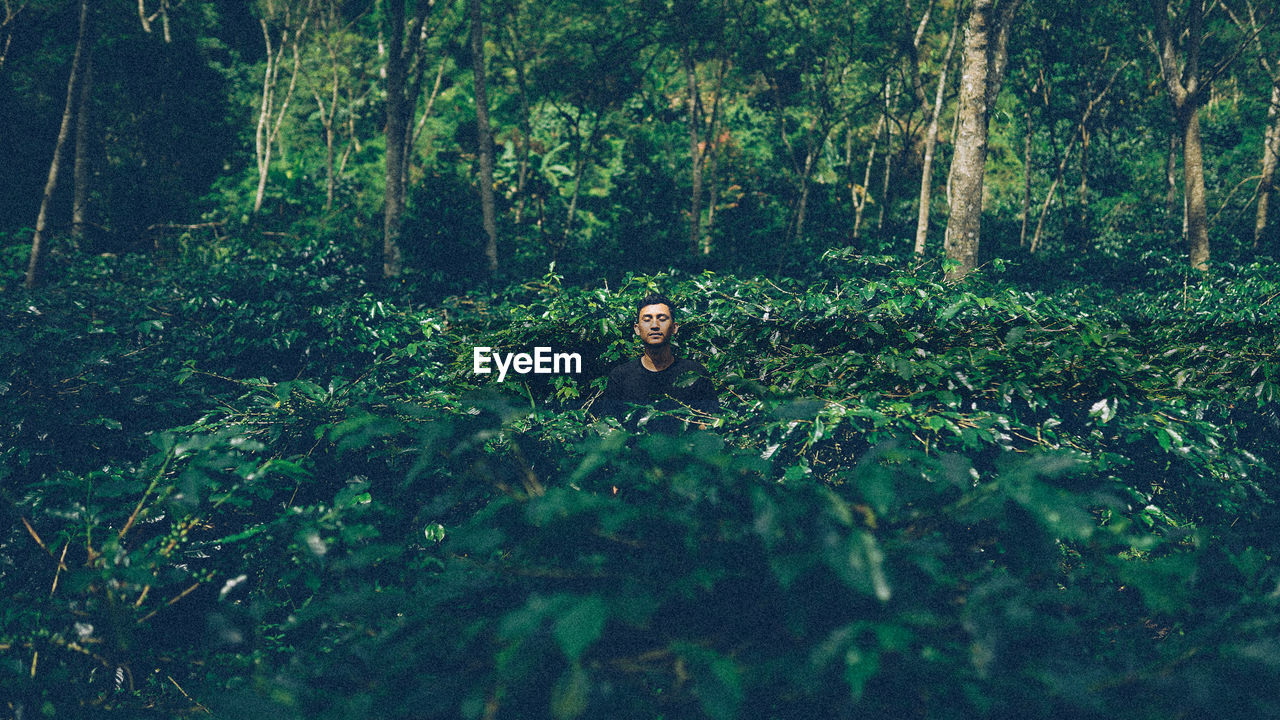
[2,242,1278,718]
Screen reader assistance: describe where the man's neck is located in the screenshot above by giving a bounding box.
[640,345,676,372]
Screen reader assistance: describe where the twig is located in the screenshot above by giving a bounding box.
[119,450,174,542]
[137,582,202,624]
[1209,173,1263,224]
[168,675,213,714]
[20,518,66,568]
[49,542,69,597]
[145,221,225,233]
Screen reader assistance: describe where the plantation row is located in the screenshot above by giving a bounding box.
[2,244,1278,718]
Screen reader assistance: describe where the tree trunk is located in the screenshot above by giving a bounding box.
[1077,125,1089,220]
[877,102,893,232]
[1150,0,1214,269]
[324,105,335,210]
[399,20,432,191]
[139,0,169,41]
[561,115,599,246]
[383,0,430,278]
[915,6,959,255]
[794,148,813,241]
[854,117,881,240]
[1018,109,1032,247]
[1149,0,1255,269]
[1,1,21,73]
[1255,83,1279,249]
[943,0,1021,279]
[254,4,309,215]
[25,0,89,289]
[701,58,726,255]
[685,50,703,256]
[383,0,408,278]
[944,0,993,279]
[704,139,719,254]
[502,13,533,225]
[73,45,93,243]
[409,57,447,173]
[252,28,278,215]
[1165,130,1179,217]
[316,20,340,211]
[1218,5,1277,251]
[1182,106,1210,269]
[1029,151,1070,254]
[470,0,498,274]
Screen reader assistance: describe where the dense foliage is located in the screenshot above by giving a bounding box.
[4,0,1280,716]
[2,237,1278,718]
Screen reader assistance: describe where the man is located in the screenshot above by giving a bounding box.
[594,293,719,433]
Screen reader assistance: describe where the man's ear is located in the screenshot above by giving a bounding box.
[672,322,680,335]
[634,322,642,338]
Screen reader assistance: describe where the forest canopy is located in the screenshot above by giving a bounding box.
[2,0,1280,717]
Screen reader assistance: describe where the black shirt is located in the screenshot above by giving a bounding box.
[595,357,719,433]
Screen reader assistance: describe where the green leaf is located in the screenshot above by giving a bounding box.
[938,299,965,322]
[678,645,743,720]
[1119,553,1197,614]
[782,463,810,482]
[554,595,606,661]
[844,645,881,702]
[423,523,446,543]
[1089,398,1115,424]
[551,663,590,720]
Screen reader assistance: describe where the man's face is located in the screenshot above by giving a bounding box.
[635,303,677,347]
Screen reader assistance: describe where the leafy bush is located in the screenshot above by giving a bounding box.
[2,247,1279,718]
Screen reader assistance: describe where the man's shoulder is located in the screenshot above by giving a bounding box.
[609,357,644,375]
[671,357,711,375]
[607,357,645,383]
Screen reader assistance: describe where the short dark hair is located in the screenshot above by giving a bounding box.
[635,293,677,321]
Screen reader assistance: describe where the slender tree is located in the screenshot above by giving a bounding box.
[1017,101,1033,247]
[1220,0,1280,249]
[382,0,434,278]
[1,0,29,72]
[254,0,313,215]
[1149,0,1211,269]
[305,0,374,211]
[1149,0,1261,269]
[72,33,93,242]
[493,0,541,225]
[1257,81,1280,248]
[876,81,894,233]
[673,0,733,256]
[470,0,498,273]
[25,0,89,289]
[943,0,1022,279]
[136,0,172,42]
[751,0,869,245]
[914,5,959,255]
[852,115,881,241]
[1028,60,1129,253]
